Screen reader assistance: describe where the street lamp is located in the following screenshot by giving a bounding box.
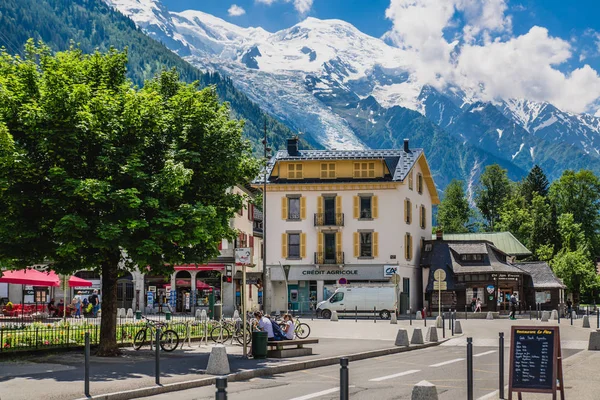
[262,121,272,314]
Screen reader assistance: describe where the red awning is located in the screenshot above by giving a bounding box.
[46,271,93,287]
[174,264,225,271]
[173,280,213,289]
[0,269,60,287]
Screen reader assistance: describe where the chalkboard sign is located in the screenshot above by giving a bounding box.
[508,326,564,400]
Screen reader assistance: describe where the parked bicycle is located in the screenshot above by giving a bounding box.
[277,315,311,339]
[133,316,179,352]
[209,318,231,344]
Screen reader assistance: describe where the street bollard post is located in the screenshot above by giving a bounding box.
[355,306,357,323]
[499,332,504,400]
[529,306,532,320]
[571,309,573,325]
[587,306,590,317]
[84,332,90,397]
[410,308,412,325]
[467,337,474,400]
[558,308,560,323]
[451,312,455,336]
[424,309,427,327]
[442,311,445,339]
[465,305,468,320]
[155,328,161,385]
[374,306,377,323]
[215,377,228,400]
[597,309,599,329]
[340,357,349,400]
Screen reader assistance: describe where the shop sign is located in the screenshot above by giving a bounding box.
[235,248,252,266]
[148,286,156,293]
[486,285,495,295]
[383,265,399,278]
[301,269,358,276]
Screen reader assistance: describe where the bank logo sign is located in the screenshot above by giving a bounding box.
[383,265,399,277]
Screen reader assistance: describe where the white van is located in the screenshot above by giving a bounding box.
[316,286,397,320]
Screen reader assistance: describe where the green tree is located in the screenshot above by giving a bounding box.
[521,165,549,202]
[436,179,472,233]
[549,169,600,253]
[0,43,258,356]
[475,164,512,231]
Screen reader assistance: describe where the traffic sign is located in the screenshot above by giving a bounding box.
[390,274,401,285]
[433,281,447,290]
[434,269,446,282]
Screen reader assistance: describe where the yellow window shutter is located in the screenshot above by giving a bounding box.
[353,232,359,257]
[300,233,306,259]
[317,233,324,264]
[373,232,379,258]
[372,195,379,218]
[336,196,342,224]
[408,201,412,224]
[404,234,407,259]
[281,197,287,220]
[404,199,407,223]
[317,196,323,214]
[336,231,342,262]
[409,235,413,260]
[353,196,359,219]
[300,196,306,220]
[281,233,288,258]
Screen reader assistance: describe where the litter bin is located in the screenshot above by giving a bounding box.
[165,311,171,321]
[252,331,268,359]
[214,303,222,321]
[135,311,141,320]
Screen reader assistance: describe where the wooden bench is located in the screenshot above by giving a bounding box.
[267,338,319,358]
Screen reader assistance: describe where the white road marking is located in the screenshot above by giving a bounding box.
[474,350,497,357]
[429,358,465,367]
[369,369,421,382]
[288,386,355,400]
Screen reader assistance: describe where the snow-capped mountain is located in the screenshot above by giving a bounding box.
[105,0,600,183]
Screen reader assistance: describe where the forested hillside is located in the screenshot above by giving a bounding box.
[0,0,313,152]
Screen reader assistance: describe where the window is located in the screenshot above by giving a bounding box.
[461,254,484,262]
[321,163,336,179]
[288,197,301,220]
[417,173,423,194]
[405,199,412,224]
[287,163,303,179]
[288,233,300,258]
[360,232,372,257]
[353,162,375,178]
[360,196,372,219]
[330,292,344,303]
[237,232,248,248]
[404,233,413,260]
[420,205,426,229]
[408,170,414,190]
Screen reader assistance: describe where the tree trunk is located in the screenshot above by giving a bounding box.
[96,258,121,357]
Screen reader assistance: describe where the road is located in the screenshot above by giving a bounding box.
[139,344,580,400]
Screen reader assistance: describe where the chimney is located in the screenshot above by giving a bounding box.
[287,136,300,156]
[403,138,410,152]
[436,229,443,241]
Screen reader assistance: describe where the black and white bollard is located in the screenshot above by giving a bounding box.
[499,332,504,399]
[467,337,474,400]
[215,377,228,400]
[84,332,90,397]
[340,357,349,400]
[155,328,161,385]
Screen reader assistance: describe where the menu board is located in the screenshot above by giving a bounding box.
[509,326,563,399]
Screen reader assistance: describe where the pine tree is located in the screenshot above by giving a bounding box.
[522,165,549,202]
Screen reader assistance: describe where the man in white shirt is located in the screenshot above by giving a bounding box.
[255,312,274,339]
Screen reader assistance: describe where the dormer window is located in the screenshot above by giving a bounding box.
[461,254,484,262]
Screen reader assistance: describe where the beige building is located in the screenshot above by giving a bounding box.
[257,137,439,314]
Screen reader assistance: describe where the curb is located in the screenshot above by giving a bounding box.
[74,338,451,400]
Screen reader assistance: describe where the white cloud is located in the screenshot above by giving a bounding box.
[228,4,246,17]
[255,0,314,15]
[384,0,600,114]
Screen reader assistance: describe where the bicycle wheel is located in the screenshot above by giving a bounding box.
[210,326,230,343]
[295,323,311,339]
[234,327,252,346]
[160,329,179,352]
[133,329,147,350]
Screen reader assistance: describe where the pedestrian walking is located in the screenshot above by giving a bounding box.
[73,291,82,318]
[89,289,100,317]
[475,298,482,313]
[566,299,572,315]
[509,293,517,320]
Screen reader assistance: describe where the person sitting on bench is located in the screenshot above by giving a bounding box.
[254,312,274,340]
[282,314,295,340]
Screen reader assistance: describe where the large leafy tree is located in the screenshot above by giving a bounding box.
[436,179,472,233]
[475,164,511,231]
[548,169,600,254]
[0,42,258,355]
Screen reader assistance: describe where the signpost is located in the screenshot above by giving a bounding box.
[235,248,253,358]
[434,269,446,314]
[390,273,401,315]
[508,326,564,400]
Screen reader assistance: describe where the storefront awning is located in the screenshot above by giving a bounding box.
[173,264,225,271]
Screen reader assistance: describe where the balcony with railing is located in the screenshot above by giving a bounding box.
[314,251,344,265]
[314,212,344,227]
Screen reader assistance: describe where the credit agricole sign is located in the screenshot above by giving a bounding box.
[301,270,359,276]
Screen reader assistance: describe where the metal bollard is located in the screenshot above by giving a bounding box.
[465,305,468,321]
[84,332,90,397]
[355,306,357,323]
[451,312,455,336]
[499,332,504,399]
[340,357,349,400]
[571,309,573,325]
[467,337,474,400]
[424,310,427,327]
[410,308,412,326]
[558,308,560,324]
[155,328,161,385]
[442,311,445,339]
[374,306,377,323]
[597,309,599,329]
[215,376,228,400]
